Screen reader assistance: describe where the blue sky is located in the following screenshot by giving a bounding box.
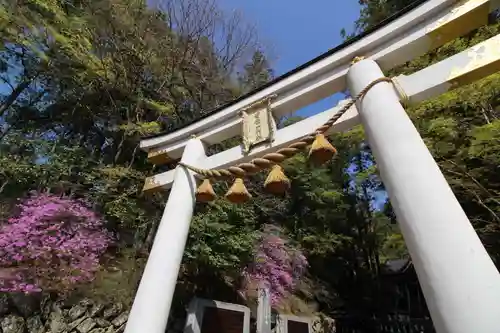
[219,0,361,118]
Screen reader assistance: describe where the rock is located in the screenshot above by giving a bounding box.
[1,315,26,333]
[115,323,125,333]
[89,329,108,333]
[95,318,111,328]
[111,312,128,327]
[68,316,86,331]
[102,303,123,320]
[10,292,41,317]
[48,310,67,333]
[105,326,116,333]
[26,315,44,333]
[51,301,64,314]
[79,298,94,308]
[40,294,53,321]
[77,317,97,333]
[69,304,87,321]
[61,295,92,309]
[0,293,9,316]
[88,303,104,317]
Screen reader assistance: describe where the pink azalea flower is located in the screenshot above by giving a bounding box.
[0,193,112,293]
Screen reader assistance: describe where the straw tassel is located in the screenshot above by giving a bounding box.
[264,165,290,195]
[225,178,252,204]
[196,179,216,203]
[308,133,337,165]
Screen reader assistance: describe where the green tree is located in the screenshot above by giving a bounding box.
[238,50,274,93]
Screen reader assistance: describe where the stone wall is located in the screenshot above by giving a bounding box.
[0,293,132,333]
[0,293,188,333]
[0,294,166,333]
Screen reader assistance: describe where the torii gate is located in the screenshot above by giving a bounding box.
[124,0,500,332]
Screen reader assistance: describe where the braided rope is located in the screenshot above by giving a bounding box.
[391,76,409,107]
[179,77,394,179]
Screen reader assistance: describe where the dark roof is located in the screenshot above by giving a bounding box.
[143,0,428,140]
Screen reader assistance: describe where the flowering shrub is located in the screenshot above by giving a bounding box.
[241,227,308,307]
[0,193,112,293]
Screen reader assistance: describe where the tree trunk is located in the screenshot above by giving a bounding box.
[143,218,160,252]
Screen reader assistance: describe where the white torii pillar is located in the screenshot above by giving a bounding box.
[347,59,500,333]
[124,138,206,333]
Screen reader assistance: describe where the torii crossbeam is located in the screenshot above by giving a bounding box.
[125,1,500,333]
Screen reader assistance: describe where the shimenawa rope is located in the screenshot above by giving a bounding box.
[178,76,396,180]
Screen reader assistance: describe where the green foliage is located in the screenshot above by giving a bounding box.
[468,121,500,163]
[238,50,274,93]
[80,249,147,305]
[186,204,259,271]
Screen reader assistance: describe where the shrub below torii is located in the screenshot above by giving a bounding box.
[0,193,112,294]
